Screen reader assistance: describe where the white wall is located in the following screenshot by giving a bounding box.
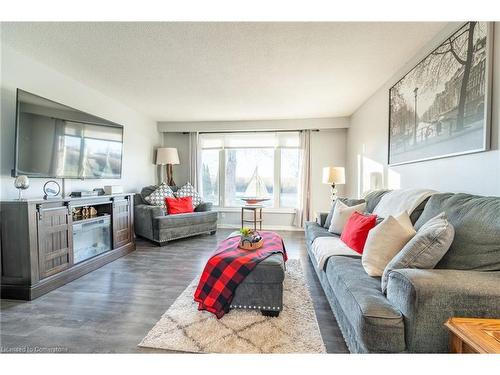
[346,22,500,197]
[310,129,347,214]
[0,43,161,200]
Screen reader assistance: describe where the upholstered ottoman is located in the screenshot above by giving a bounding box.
[227,232,286,317]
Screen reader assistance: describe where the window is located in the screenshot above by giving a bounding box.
[225,148,274,207]
[280,148,300,208]
[200,149,220,205]
[199,132,301,209]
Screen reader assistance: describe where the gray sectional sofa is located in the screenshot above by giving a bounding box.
[134,185,218,246]
[305,190,500,353]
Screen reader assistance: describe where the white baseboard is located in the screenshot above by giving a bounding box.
[217,224,304,232]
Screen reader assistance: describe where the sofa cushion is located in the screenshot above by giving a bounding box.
[409,196,430,225]
[328,200,367,235]
[362,211,416,277]
[175,182,202,208]
[415,193,500,271]
[165,196,194,214]
[363,190,391,213]
[155,210,218,228]
[325,256,406,352]
[304,221,336,246]
[139,185,158,204]
[311,236,360,270]
[144,183,175,208]
[340,212,377,254]
[381,212,454,293]
[194,202,213,212]
[324,197,366,229]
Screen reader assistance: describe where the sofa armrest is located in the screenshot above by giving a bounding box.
[386,268,500,353]
[195,202,213,212]
[135,204,165,218]
[134,204,165,240]
[315,211,329,227]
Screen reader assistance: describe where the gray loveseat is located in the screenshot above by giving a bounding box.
[305,191,500,353]
[134,185,218,246]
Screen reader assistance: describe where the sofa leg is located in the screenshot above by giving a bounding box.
[261,310,280,317]
[210,230,217,235]
[158,241,168,247]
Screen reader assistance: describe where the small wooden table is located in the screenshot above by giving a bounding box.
[445,317,500,353]
[241,205,263,230]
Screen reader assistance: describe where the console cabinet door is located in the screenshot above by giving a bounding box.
[112,197,132,249]
[37,206,73,279]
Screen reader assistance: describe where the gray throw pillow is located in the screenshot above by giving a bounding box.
[323,197,365,229]
[140,185,158,204]
[381,212,455,293]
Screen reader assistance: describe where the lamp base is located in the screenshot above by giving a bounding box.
[330,183,338,203]
[166,164,176,187]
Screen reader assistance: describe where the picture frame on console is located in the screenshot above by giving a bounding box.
[388,22,494,166]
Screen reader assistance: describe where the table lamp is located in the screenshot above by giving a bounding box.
[156,148,180,186]
[322,166,345,201]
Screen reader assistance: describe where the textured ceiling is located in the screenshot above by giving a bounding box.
[2,22,448,121]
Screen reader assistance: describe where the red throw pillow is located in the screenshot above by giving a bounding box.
[340,211,377,254]
[165,196,194,215]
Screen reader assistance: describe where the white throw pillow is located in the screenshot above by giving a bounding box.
[362,211,416,277]
[328,200,367,235]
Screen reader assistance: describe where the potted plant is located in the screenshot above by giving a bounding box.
[238,227,263,250]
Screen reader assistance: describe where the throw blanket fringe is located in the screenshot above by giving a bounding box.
[194,231,287,319]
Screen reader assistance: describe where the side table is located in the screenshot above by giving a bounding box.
[445,317,500,353]
[241,205,263,230]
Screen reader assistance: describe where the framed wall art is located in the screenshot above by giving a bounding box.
[388,22,493,166]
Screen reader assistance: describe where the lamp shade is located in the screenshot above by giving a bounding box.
[156,148,180,165]
[322,167,345,185]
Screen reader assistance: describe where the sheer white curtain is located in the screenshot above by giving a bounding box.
[295,130,311,227]
[188,132,199,189]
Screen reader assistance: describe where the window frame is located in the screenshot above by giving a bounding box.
[199,132,300,210]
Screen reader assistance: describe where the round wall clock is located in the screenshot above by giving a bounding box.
[43,180,61,199]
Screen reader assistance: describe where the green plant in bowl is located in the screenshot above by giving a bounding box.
[239,227,252,236]
[239,227,255,247]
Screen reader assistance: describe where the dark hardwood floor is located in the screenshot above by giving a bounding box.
[0,229,348,353]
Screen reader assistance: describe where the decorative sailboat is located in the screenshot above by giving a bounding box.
[241,167,271,205]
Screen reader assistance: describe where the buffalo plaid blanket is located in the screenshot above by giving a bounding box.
[193,231,287,319]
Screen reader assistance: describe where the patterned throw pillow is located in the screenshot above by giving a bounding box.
[175,182,202,208]
[144,183,175,208]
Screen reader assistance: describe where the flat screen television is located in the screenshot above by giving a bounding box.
[13,89,123,179]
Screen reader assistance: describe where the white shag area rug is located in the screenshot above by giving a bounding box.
[138,259,326,353]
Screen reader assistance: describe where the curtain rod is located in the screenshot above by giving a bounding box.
[187,129,320,135]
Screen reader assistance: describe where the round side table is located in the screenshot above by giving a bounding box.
[241,205,263,230]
